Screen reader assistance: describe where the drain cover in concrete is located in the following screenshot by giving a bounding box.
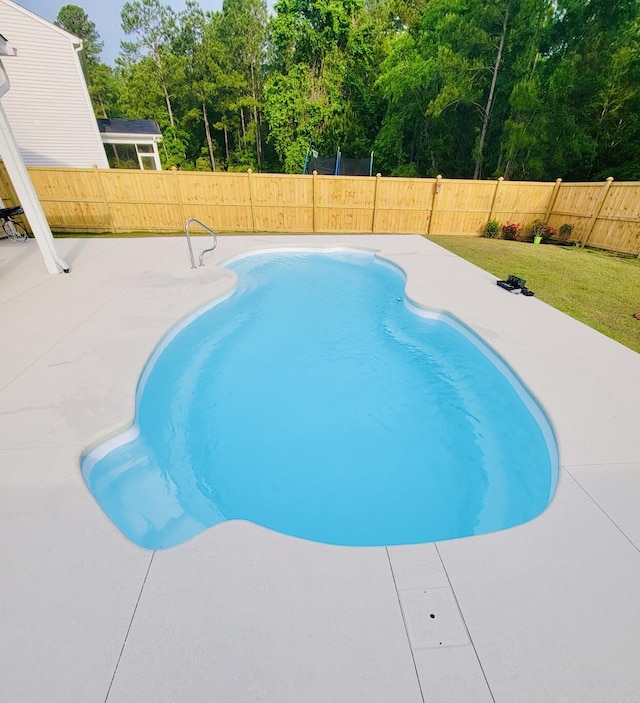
[399,588,470,649]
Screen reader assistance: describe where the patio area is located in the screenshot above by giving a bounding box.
[1,233,640,703]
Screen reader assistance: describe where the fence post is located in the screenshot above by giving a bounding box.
[247,169,256,232]
[93,165,112,232]
[312,170,318,233]
[371,172,381,233]
[171,167,186,228]
[544,178,563,221]
[488,176,504,222]
[427,175,443,236]
[581,176,614,247]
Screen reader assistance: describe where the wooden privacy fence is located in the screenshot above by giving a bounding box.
[1,165,640,255]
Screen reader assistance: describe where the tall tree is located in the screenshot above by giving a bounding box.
[177,2,264,171]
[219,0,268,168]
[411,0,526,179]
[540,0,640,179]
[494,0,552,179]
[121,0,180,128]
[55,5,123,120]
[375,0,560,179]
[55,4,103,65]
[265,0,375,172]
[374,0,489,177]
[173,2,216,169]
[88,63,122,118]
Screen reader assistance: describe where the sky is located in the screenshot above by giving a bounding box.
[18,0,226,65]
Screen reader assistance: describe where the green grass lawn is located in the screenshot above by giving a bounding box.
[430,236,640,355]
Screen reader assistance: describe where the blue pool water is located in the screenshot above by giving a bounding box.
[82,250,557,550]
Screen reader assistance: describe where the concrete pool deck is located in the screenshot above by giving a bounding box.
[1,234,640,702]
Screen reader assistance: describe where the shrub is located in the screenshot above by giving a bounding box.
[530,218,547,240]
[484,218,500,238]
[391,163,419,177]
[529,218,555,243]
[558,223,574,241]
[501,222,521,240]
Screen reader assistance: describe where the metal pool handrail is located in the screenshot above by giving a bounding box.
[185,217,218,268]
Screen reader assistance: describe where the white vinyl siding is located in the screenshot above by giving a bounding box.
[0,0,108,168]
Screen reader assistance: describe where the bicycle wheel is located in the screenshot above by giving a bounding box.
[3,219,28,242]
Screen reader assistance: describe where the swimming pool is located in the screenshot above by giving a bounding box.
[82,249,558,550]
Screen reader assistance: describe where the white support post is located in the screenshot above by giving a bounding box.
[152,140,162,171]
[0,102,68,273]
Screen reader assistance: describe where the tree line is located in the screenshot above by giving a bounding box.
[55,0,640,180]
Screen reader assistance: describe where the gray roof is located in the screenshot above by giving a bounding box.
[97,119,161,136]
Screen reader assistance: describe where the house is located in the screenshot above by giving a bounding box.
[0,0,108,168]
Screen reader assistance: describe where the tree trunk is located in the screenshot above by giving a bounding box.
[98,95,108,119]
[473,7,508,179]
[416,117,425,171]
[240,108,247,142]
[410,115,420,164]
[163,82,175,129]
[430,150,438,175]
[496,151,507,178]
[224,125,230,164]
[153,48,175,130]
[250,63,262,169]
[202,102,215,171]
[503,158,512,181]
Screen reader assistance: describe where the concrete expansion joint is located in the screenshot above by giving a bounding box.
[564,469,640,555]
[104,551,156,703]
[434,544,496,703]
[385,546,426,703]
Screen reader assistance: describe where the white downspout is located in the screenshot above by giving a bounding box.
[72,41,109,169]
[0,101,69,273]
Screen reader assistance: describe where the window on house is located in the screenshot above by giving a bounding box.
[104,143,138,169]
[139,155,158,170]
